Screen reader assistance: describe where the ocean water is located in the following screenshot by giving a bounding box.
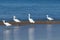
[0,3,60,21]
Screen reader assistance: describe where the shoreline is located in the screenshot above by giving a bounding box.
[0,21,60,26]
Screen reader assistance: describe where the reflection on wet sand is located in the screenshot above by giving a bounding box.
[13,26,21,40]
[28,26,35,40]
[3,29,11,40]
[47,24,52,40]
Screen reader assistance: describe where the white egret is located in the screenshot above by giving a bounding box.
[2,20,12,26]
[28,14,35,23]
[46,15,54,21]
[13,16,21,22]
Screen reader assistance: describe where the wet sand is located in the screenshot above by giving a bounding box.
[0,21,60,26]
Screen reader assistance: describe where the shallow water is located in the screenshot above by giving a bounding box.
[0,24,60,40]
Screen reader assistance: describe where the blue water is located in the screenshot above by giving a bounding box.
[0,2,60,21]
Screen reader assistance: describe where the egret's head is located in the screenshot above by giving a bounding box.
[2,20,5,23]
[28,14,30,16]
[46,15,48,17]
[13,16,16,18]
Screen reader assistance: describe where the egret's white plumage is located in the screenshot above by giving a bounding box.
[13,16,21,22]
[2,20,12,26]
[28,14,35,23]
[46,15,54,21]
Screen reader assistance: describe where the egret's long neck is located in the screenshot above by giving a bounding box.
[28,14,30,19]
[47,15,48,18]
[13,16,16,19]
[3,20,5,23]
